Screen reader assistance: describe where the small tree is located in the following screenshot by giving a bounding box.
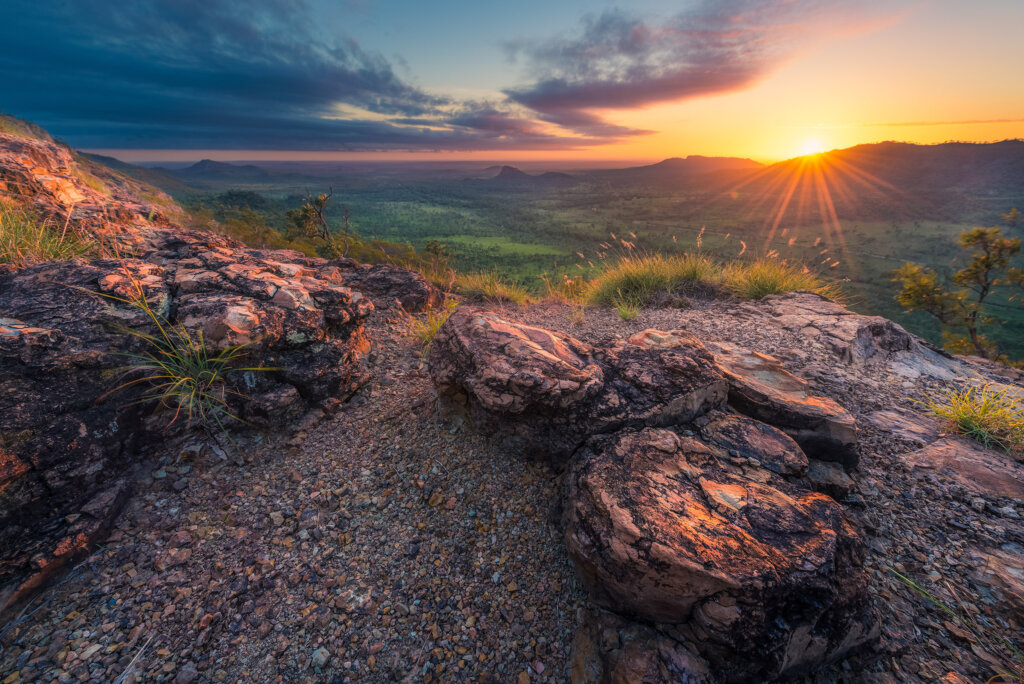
[286,188,352,258]
[1003,207,1020,230]
[893,222,1021,359]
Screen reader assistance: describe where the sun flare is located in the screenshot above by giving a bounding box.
[799,138,826,156]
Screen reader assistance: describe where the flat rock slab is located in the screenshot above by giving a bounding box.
[701,414,809,477]
[904,437,1024,500]
[565,427,877,681]
[705,340,859,469]
[862,408,942,447]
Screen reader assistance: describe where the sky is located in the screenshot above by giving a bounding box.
[1,0,1022,163]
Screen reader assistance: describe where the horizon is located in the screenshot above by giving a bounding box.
[3,0,1023,161]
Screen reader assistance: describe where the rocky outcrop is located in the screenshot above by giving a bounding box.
[566,428,878,682]
[428,311,727,460]
[325,260,443,312]
[0,233,375,618]
[705,341,859,469]
[427,310,878,681]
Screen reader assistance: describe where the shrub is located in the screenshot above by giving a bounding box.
[725,258,838,300]
[406,300,458,350]
[455,270,531,304]
[920,384,1024,456]
[0,204,90,267]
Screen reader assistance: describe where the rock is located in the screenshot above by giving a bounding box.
[311,646,331,668]
[323,260,443,312]
[565,427,878,681]
[174,662,199,684]
[862,409,941,447]
[428,312,727,460]
[759,292,965,379]
[970,543,1024,620]
[705,341,858,469]
[571,608,712,684]
[700,413,808,476]
[903,437,1024,500]
[806,459,856,500]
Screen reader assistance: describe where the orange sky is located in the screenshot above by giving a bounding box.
[85,0,1024,164]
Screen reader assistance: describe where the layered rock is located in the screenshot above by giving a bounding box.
[428,310,727,460]
[705,341,859,469]
[565,427,878,682]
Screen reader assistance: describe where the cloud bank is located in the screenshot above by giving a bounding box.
[0,0,902,150]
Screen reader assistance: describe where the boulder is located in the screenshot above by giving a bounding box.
[565,427,878,682]
[705,341,858,469]
[325,261,443,312]
[571,609,712,684]
[700,414,808,477]
[428,313,726,460]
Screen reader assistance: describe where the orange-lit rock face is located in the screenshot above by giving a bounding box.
[428,311,727,460]
[566,427,877,681]
[706,340,859,469]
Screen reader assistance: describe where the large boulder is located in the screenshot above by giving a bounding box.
[428,312,727,460]
[565,427,878,682]
[324,260,443,312]
[705,341,859,469]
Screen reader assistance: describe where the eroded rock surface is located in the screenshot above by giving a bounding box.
[903,437,1024,500]
[706,340,859,469]
[565,427,878,682]
[429,311,727,460]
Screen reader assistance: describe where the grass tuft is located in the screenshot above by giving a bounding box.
[586,252,723,306]
[456,270,531,304]
[724,258,840,300]
[920,384,1024,456]
[611,290,641,320]
[0,204,90,268]
[406,300,458,350]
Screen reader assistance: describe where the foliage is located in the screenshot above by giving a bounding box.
[919,384,1024,456]
[611,290,641,320]
[405,300,458,350]
[725,258,840,300]
[892,569,1024,683]
[894,221,1022,359]
[586,252,724,305]
[455,270,531,304]
[0,204,90,267]
[99,281,267,432]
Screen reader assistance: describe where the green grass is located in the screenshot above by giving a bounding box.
[611,291,641,320]
[406,300,458,350]
[455,270,531,304]
[97,281,269,432]
[586,252,723,305]
[920,384,1024,456]
[0,204,91,268]
[724,258,842,300]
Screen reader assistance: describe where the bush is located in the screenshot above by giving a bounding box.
[920,384,1024,456]
[455,270,531,304]
[0,204,90,268]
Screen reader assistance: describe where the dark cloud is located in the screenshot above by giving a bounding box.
[505,1,894,136]
[0,0,595,150]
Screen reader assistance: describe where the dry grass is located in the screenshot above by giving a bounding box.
[455,270,531,304]
[0,204,90,268]
[405,300,458,350]
[920,384,1024,456]
[724,258,842,300]
[586,252,723,306]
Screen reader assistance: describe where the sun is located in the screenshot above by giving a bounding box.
[799,137,826,156]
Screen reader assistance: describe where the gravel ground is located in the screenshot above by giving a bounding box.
[1,296,1021,683]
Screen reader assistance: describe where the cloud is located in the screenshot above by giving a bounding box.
[504,1,904,137]
[0,0,595,150]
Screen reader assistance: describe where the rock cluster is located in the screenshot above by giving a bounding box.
[429,308,880,682]
[0,131,441,619]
